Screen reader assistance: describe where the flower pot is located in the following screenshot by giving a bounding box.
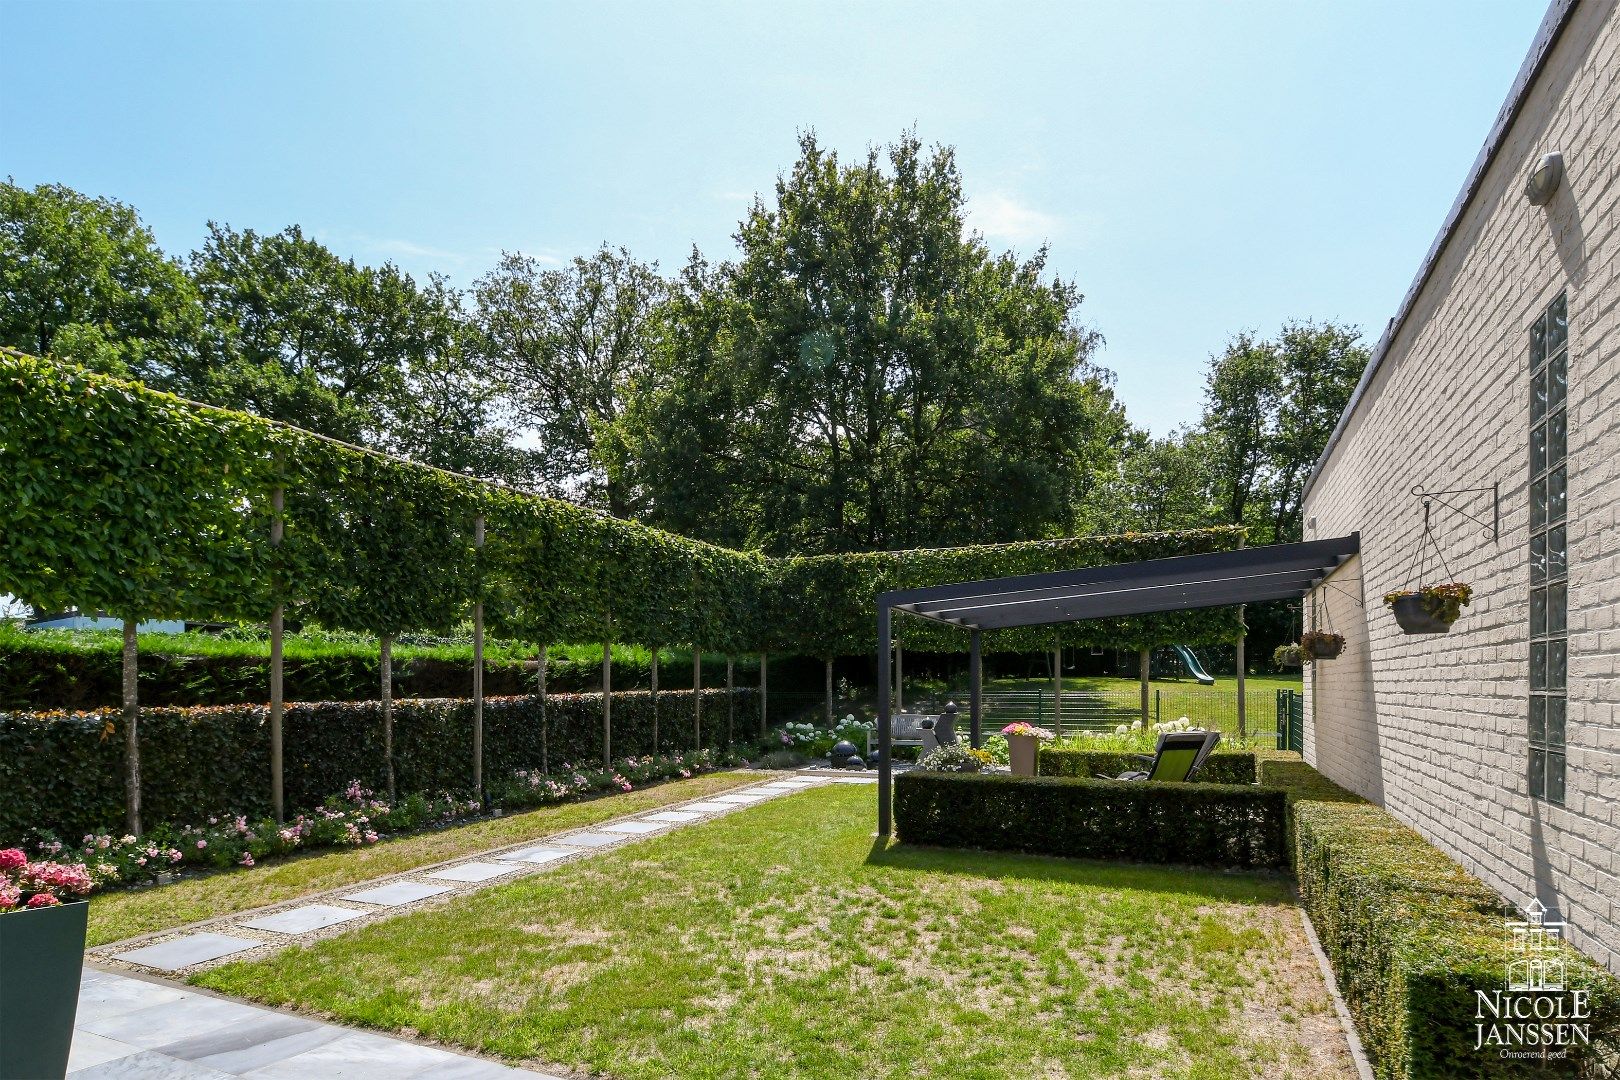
[0,899,88,1080]
[1390,594,1454,634]
[1007,733,1039,777]
[1305,637,1344,659]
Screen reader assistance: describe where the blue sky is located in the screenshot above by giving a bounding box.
[2,0,1546,435]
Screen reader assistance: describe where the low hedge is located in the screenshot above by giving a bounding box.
[1257,757,1620,1079]
[0,688,755,844]
[893,771,1287,869]
[1038,745,1256,785]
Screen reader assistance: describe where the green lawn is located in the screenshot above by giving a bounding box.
[88,771,764,947]
[197,785,1353,1079]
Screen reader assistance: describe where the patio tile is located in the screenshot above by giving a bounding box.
[112,932,263,972]
[157,1012,320,1063]
[553,831,622,848]
[67,1031,144,1073]
[682,800,738,812]
[600,820,665,835]
[239,903,367,934]
[69,1049,236,1079]
[341,881,455,907]
[427,861,521,882]
[416,1055,563,1079]
[496,845,575,864]
[712,793,768,804]
[754,783,801,791]
[642,810,704,823]
[172,1024,344,1075]
[80,993,250,1049]
[238,1030,456,1080]
[76,972,187,1023]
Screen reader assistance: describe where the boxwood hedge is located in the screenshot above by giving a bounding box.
[0,688,754,844]
[892,771,1287,869]
[1038,745,1257,785]
[1257,757,1620,1079]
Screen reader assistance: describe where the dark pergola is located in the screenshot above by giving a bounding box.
[874,533,1360,834]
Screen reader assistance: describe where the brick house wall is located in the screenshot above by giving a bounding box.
[1302,0,1619,972]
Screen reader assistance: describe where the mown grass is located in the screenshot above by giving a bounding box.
[197,785,1353,1079]
[87,771,764,947]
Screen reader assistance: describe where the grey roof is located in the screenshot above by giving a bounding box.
[881,534,1359,630]
[1303,0,1579,501]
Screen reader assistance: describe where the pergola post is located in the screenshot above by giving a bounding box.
[895,641,903,712]
[877,603,893,837]
[1052,646,1063,737]
[1237,533,1248,739]
[1139,648,1150,727]
[969,629,982,748]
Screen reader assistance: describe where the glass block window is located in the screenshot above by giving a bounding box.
[1529,293,1568,804]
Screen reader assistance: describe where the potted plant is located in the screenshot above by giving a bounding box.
[1273,643,1304,668]
[1384,582,1474,634]
[1000,722,1053,777]
[1,848,94,1079]
[1300,630,1345,660]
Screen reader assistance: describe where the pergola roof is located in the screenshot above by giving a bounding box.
[880,534,1360,630]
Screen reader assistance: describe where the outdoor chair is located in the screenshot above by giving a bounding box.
[1096,729,1220,782]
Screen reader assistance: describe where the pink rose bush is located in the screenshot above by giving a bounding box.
[0,848,93,913]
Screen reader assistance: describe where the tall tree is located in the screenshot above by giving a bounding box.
[1082,429,1216,535]
[618,132,1124,553]
[0,181,201,384]
[1265,321,1368,542]
[473,246,666,516]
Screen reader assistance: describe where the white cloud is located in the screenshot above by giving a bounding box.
[967,192,1063,247]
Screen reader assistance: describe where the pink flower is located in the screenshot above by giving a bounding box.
[196,840,207,849]
[239,853,254,867]
[25,893,60,908]
[0,881,19,910]
[0,849,26,872]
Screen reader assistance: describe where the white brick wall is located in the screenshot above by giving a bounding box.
[1304,0,1620,974]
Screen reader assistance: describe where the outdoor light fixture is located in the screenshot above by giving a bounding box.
[1524,151,1564,206]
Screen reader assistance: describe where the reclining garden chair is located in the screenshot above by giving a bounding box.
[1098,729,1221,782]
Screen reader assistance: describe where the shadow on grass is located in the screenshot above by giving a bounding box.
[865,836,1296,905]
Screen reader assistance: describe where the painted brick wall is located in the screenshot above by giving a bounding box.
[1303,0,1620,973]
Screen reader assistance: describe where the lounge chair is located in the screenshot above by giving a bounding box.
[1098,729,1220,782]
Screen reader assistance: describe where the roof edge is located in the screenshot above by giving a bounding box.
[1302,0,1579,505]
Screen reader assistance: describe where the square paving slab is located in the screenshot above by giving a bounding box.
[341,881,455,907]
[683,800,737,812]
[496,846,575,864]
[240,904,367,935]
[112,932,263,972]
[427,861,520,882]
[713,793,769,804]
[642,810,704,823]
[600,820,665,835]
[554,831,622,848]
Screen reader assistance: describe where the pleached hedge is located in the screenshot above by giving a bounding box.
[0,688,754,844]
[1037,745,1257,785]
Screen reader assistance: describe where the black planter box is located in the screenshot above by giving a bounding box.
[0,899,88,1080]
[1390,594,1454,634]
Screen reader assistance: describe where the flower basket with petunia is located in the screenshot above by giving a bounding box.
[1001,722,1052,776]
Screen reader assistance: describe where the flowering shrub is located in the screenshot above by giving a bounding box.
[1000,722,1054,740]
[916,743,989,773]
[768,715,874,759]
[979,733,1010,765]
[492,749,728,811]
[0,848,93,912]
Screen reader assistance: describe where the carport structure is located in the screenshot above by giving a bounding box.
[874,534,1360,834]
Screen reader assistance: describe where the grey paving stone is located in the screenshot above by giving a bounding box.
[80,993,250,1049]
[496,845,575,864]
[69,1049,237,1079]
[755,783,801,791]
[416,1055,563,1079]
[600,820,664,835]
[157,1012,317,1060]
[642,810,704,823]
[179,1025,345,1075]
[75,972,188,1024]
[832,776,878,783]
[112,933,263,972]
[341,880,455,907]
[427,861,521,882]
[67,1031,144,1073]
[712,793,768,804]
[682,800,738,812]
[239,903,368,934]
[553,831,621,848]
[238,1030,456,1080]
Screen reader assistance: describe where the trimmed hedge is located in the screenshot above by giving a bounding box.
[1038,745,1257,785]
[1257,757,1620,1079]
[893,771,1287,868]
[0,688,755,844]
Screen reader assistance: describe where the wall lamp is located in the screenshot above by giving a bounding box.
[1525,151,1564,206]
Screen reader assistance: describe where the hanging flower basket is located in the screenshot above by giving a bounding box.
[1300,631,1345,660]
[1273,644,1304,668]
[1384,583,1473,635]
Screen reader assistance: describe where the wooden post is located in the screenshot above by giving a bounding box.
[825,658,834,726]
[693,648,703,751]
[269,484,284,824]
[726,656,735,747]
[538,644,549,775]
[472,514,485,801]
[381,633,396,798]
[1053,646,1063,738]
[650,644,660,753]
[1138,648,1150,728]
[759,651,768,734]
[121,618,141,836]
[602,641,612,766]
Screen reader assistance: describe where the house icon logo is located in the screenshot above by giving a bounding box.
[1504,900,1567,992]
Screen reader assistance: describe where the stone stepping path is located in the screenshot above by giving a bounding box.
[99,771,862,977]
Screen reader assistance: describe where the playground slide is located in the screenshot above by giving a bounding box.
[1172,644,1216,685]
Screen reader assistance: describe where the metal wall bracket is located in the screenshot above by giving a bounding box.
[1410,482,1499,541]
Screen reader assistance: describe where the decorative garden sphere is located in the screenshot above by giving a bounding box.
[831,740,858,760]
[842,754,867,770]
